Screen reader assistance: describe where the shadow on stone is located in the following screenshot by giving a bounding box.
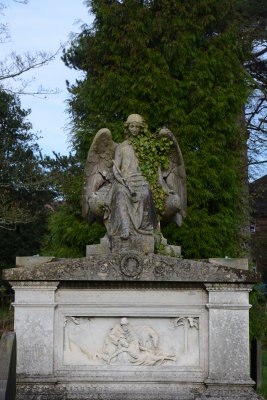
[0,331,16,400]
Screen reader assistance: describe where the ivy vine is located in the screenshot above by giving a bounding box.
[130,130,173,218]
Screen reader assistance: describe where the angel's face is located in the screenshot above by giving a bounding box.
[128,122,141,137]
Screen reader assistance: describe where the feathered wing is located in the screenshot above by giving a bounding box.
[82,128,117,218]
[158,128,187,225]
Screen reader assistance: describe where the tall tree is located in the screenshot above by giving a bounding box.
[0,1,66,267]
[0,90,55,267]
[47,0,264,258]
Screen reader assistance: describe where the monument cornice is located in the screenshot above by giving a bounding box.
[3,253,259,284]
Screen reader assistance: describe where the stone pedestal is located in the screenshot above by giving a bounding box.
[12,281,58,376]
[3,254,263,400]
[86,235,181,256]
[205,284,252,385]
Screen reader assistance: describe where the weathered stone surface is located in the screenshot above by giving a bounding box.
[11,279,260,399]
[205,283,252,385]
[208,258,249,270]
[3,254,259,283]
[86,235,111,255]
[16,256,56,268]
[167,244,181,255]
[11,282,58,376]
[86,244,109,256]
[3,255,261,400]
[14,286,208,385]
[196,386,264,399]
[82,114,187,253]
[16,383,65,400]
[16,382,198,400]
[110,234,155,254]
[15,382,264,400]
[0,331,16,400]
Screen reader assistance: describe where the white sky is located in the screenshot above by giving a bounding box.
[2,0,93,156]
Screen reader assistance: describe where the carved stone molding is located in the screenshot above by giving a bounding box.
[206,304,251,310]
[204,283,254,292]
[4,255,259,284]
[10,281,60,289]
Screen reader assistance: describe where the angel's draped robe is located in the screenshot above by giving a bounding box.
[104,140,157,237]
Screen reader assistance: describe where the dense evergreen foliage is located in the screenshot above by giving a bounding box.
[42,153,105,258]
[46,0,262,258]
[249,286,267,341]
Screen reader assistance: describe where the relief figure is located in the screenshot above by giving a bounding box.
[97,317,175,366]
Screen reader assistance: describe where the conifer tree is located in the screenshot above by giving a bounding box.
[47,0,262,258]
[0,90,55,267]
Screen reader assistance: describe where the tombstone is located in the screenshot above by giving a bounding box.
[3,115,263,399]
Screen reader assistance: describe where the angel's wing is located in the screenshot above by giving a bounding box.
[82,128,117,218]
[158,128,187,224]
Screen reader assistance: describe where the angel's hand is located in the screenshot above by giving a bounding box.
[159,127,172,135]
[113,166,122,183]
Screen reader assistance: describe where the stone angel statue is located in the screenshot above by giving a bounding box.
[82,114,186,245]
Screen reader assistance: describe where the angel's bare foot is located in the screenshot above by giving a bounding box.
[120,229,129,239]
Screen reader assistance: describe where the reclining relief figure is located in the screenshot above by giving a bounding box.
[82,114,186,248]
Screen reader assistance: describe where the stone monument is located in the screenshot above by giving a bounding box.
[82,114,186,255]
[3,114,263,400]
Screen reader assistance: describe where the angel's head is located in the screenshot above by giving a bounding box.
[124,114,147,137]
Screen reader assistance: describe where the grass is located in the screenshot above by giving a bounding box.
[258,349,267,399]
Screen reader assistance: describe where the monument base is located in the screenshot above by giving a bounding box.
[3,255,263,400]
[16,382,203,400]
[15,382,263,400]
[86,234,181,256]
[16,382,264,400]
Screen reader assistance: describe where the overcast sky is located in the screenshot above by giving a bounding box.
[2,0,93,156]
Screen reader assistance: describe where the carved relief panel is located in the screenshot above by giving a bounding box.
[63,316,199,367]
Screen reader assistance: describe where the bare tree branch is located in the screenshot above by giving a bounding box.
[0,2,63,96]
[248,159,267,166]
[0,50,60,81]
[253,46,267,58]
